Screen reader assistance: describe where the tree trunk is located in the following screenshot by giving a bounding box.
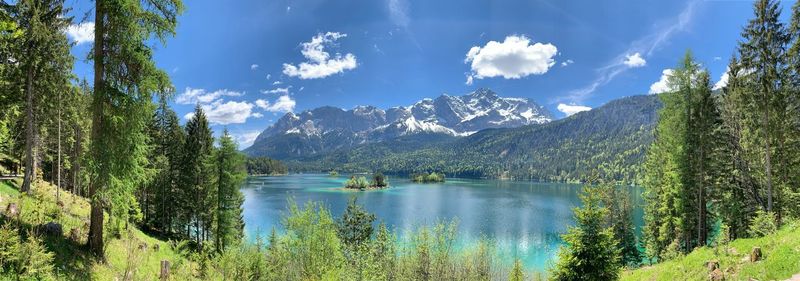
[21,44,36,194]
[88,0,106,258]
[57,91,61,203]
[763,85,773,212]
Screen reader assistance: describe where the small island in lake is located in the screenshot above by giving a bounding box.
[344,172,389,190]
[411,172,445,183]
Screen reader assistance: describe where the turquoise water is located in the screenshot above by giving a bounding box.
[241,173,643,271]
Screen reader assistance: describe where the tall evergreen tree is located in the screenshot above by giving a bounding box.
[180,105,215,246]
[87,0,183,257]
[738,0,790,214]
[214,129,247,252]
[7,0,72,193]
[551,186,621,280]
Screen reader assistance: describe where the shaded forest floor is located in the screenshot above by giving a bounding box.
[623,221,800,281]
[0,179,195,280]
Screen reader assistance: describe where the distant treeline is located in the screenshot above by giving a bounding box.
[246,157,287,175]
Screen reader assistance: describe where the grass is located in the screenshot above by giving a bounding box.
[622,221,800,281]
[0,179,196,280]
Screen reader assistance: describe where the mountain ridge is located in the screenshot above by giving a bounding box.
[244,88,554,158]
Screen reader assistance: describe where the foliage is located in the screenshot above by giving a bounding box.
[344,176,370,189]
[550,186,621,281]
[336,196,376,247]
[623,221,800,281]
[748,210,778,238]
[371,172,389,187]
[508,258,525,281]
[214,130,247,252]
[86,0,184,257]
[245,156,287,175]
[411,172,445,183]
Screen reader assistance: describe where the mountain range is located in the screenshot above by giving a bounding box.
[244,88,554,158]
[244,89,661,183]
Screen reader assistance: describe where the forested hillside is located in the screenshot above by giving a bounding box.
[289,94,660,184]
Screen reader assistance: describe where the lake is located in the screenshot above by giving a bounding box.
[241,173,644,271]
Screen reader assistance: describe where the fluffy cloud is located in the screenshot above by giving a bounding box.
[175,87,243,105]
[66,22,94,45]
[260,87,291,95]
[712,67,729,90]
[272,80,282,85]
[201,100,255,125]
[251,64,259,70]
[649,69,674,94]
[283,32,358,79]
[557,103,591,116]
[255,95,296,113]
[624,52,646,68]
[464,35,557,84]
[561,59,574,67]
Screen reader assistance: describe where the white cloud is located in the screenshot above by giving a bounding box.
[557,103,591,116]
[464,35,557,83]
[388,0,410,27]
[298,86,305,91]
[251,64,259,70]
[712,67,729,90]
[564,1,697,102]
[252,112,264,118]
[201,100,255,125]
[623,53,646,68]
[66,22,94,44]
[561,59,574,67]
[266,74,272,80]
[465,75,474,85]
[260,87,291,95]
[233,131,261,148]
[713,56,722,61]
[283,32,358,79]
[255,99,270,109]
[649,69,675,94]
[175,87,243,105]
[255,95,296,113]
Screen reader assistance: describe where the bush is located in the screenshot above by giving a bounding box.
[371,172,388,188]
[344,176,369,189]
[748,210,777,237]
[411,172,445,183]
[0,224,55,280]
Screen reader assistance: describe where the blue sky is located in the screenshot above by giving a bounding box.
[64,0,774,148]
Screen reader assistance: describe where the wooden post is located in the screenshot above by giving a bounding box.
[159,260,170,280]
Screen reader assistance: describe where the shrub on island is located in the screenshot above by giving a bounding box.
[411,172,445,183]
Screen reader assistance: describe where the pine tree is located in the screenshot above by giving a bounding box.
[180,105,215,246]
[551,186,621,280]
[7,0,72,194]
[336,196,376,246]
[508,258,525,281]
[87,0,183,257]
[214,129,247,252]
[738,0,790,214]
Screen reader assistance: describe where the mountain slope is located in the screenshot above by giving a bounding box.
[288,94,660,183]
[243,88,553,159]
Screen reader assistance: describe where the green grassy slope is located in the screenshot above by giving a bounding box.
[623,222,800,281]
[0,179,196,280]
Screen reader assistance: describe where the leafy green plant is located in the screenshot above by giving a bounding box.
[748,210,777,237]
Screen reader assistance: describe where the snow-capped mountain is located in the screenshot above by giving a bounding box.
[244,88,554,158]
